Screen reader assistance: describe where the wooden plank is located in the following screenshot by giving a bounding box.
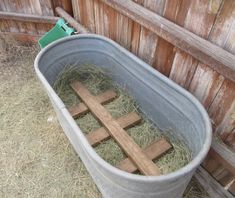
[223,129,235,150]
[18,0,39,35]
[152,0,187,76]
[99,0,235,82]
[195,166,234,198]
[209,148,235,176]
[93,0,104,35]
[85,0,95,32]
[71,0,83,22]
[228,181,235,196]
[36,23,53,35]
[137,0,165,66]
[0,11,59,24]
[78,0,88,30]
[68,90,117,118]
[166,0,195,84]
[209,0,235,53]
[117,138,172,173]
[28,0,43,15]
[210,138,235,176]
[216,170,234,187]
[203,0,235,149]
[118,14,132,50]
[112,9,132,50]
[52,0,73,15]
[103,4,116,40]
[170,0,222,93]
[2,0,20,33]
[71,81,161,175]
[169,50,198,89]
[39,0,54,16]
[188,62,224,108]
[55,7,89,33]
[0,31,41,43]
[130,0,144,55]
[86,112,141,146]
[203,154,222,175]
[130,21,141,55]
[214,99,235,145]
[138,27,158,65]
[208,79,235,135]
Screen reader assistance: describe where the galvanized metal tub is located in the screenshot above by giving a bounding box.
[34,34,212,198]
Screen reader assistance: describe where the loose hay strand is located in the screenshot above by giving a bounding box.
[54,64,192,174]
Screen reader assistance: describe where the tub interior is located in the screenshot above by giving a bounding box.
[37,36,207,158]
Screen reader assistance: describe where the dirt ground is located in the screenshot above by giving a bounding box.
[0,37,209,198]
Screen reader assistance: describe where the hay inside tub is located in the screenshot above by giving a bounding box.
[0,39,209,197]
[54,64,192,174]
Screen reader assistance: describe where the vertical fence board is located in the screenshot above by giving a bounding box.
[130,0,143,55]
[2,0,20,33]
[52,0,73,15]
[39,0,54,16]
[209,80,235,137]
[188,63,224,108]
[209,0,235,52]
[84,0,95,32]
[130,21,141,55]
[72,0,82,22]
[0,2,10,32]
[170,0,222,96]
[152,0,187,76]
[137,0,166,65]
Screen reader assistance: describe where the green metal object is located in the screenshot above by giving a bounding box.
[38,18,75,48]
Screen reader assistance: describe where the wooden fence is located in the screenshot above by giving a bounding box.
[0,0,72,41]
[0,0,234,196]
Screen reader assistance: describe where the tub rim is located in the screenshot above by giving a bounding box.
[34,34,212,183]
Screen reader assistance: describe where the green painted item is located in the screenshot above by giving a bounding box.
[38,18,75,48]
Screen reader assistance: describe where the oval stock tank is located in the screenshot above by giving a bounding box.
[34,34,212,198]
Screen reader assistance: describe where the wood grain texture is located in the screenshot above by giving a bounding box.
[169,50,198,88]
[55,7,89,33]
[68,90,117,118]
[170,0,222,94]
[83,0,95,32]
[0,11,59,23]
[195,166,234,198]
[208,80,235,136]
[209,0,235,53]
[117,138,172,173]
[71,81,161,175]
[86,112,141,146]
[71,0,82,22]
[52,0,73,15]
[188,63,224,108]
[130,21,141,55]
[208,147,235,176]
[228,181,235,196]
[203,137,235,190]
[99,0,235,82]
[0,31,41,43]
[2,0,20,33]
[39,0,54,16]
[130,0,143,55]
[0,0,59,36]
[137,0,165,66]
[152,0,187,76]
[115,12,132,49]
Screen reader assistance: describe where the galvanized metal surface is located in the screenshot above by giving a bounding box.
[34,34,212,198]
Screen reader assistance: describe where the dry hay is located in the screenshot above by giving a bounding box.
[54,64,192,174]
[0,37,209,197]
